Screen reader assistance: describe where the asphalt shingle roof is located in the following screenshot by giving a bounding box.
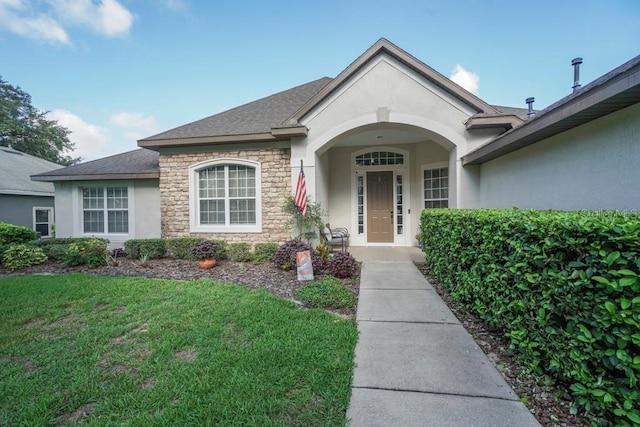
[141,77,333,141]
[0,147,62,196]
[31,148,159,181]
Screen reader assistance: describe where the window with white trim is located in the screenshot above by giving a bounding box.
[82,187,129,233]
[33,207,53,237]
[423,167,449,208]
[191,159,262,232]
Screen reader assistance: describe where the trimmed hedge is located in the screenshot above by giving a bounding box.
[227,243,254,262]
[253,243,278,264]
[32,238,109,261]
[0,223,36,245]
[165,237,205,260]
[124,239,167,259]
[420,209,640,425]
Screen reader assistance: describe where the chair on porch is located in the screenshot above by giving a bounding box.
[320,223,350,252]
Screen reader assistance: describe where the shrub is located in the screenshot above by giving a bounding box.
[295,276,355,309]
[420,208,640,425]
[327,252,359,278]
[190,240,220,260]
[124,239,166,259]
[253,243,278,264]
[274,240,312,271]
[165,237,205,260]
[0,223,37,245]
[33,238,108,261]
[227,243,254,262]
[1,244,47,270]
[63,239,108,267]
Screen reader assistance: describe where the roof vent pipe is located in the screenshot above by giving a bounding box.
[572,57,583,93]
[526,97,535,120]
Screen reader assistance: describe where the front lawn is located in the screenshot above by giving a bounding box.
[0,275,358,426]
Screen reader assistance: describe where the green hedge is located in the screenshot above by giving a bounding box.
[420,209,640,426]
[0,223,36,245]
[124,239,167,259]
[165,237,205,260]
[32,238,109,261]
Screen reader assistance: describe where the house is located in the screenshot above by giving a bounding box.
[32,39,640,248]
[0,146,63,237]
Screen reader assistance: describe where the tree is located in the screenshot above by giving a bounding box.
[0,75,80,166]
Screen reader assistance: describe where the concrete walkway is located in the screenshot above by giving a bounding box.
[347,260,540,427]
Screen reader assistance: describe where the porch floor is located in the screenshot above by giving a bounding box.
[347,246,425,263]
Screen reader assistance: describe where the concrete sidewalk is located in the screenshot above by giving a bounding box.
[347,261,540,427]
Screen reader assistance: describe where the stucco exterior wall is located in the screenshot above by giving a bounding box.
[0,194,54,229]
[160,148,291,244]
[479,103,640,210]
[52,179,160,248]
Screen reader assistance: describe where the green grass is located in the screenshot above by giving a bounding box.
[295,277,355,309]
[0,275,358,426]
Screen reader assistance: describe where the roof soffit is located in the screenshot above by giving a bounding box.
[285,38,499,125]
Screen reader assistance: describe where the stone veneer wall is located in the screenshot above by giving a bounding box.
[159,148,291,244]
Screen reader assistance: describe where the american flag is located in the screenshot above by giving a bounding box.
[295,164,307,216]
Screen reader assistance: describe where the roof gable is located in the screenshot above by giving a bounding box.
[286,38,500,126]
[0,147,62,196]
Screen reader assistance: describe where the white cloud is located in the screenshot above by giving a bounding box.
[109,111,158,140]
[450,64,480,95]
[0,0,133,44]
[48,109,110,161]
[49,0,134,37]
[0,0,69,44]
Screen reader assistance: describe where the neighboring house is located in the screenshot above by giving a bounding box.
[33,39,640,248]
[0,146,63,237]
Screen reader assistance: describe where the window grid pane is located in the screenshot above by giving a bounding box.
[355,151,404,166]
[197,164,257,227]
[83,187,128,233]
[423,167,449,209]
[357,175,364,234]
[396,175,403,235]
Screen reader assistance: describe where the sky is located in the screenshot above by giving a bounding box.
[1,0,639,162]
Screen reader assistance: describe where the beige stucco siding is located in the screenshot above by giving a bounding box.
[479,102,640,210]
[160,147,291,244]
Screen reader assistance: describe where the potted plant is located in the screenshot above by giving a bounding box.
[190,240,219,269]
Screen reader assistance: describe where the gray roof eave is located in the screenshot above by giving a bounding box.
[0,189,54,197]
[32,172,160,182]
[462,55,640,166]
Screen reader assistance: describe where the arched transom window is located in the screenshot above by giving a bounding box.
[355,151,404,166]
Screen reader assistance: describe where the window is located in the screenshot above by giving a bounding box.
[190,159,261,232]
[356,174,364,234]
[423,167,448,208]
[355,151,404,166]
[82,187,129,233]
[396,175,403,234]
[33,207,53,238]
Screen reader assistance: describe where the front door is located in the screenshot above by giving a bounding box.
[367,171,394,243]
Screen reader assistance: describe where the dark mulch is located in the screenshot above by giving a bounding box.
[0,258,360,318]
[415,263,590,427]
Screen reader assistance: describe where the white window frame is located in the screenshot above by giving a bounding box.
[421,162,449,209]
[71,181,135,240]
[33,207,53,238]
[189,158,262,233]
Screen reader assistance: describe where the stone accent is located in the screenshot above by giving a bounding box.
[159,148,291,244]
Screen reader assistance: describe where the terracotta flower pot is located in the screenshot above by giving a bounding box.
[197,258,216,269]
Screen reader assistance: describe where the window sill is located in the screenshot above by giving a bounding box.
[190,225,262,234]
